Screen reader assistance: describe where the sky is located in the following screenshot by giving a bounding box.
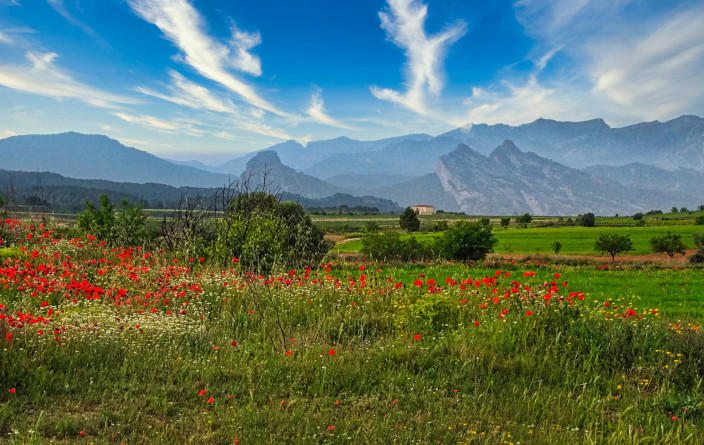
[0,0,703,163]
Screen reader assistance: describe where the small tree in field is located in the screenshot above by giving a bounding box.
[399,207,420,232]
[650,232,687,258]
[551,241,562,255]
[500,217,510,229]
[515,213,532,228]
[578,212,595,227]
[594,233,634,262]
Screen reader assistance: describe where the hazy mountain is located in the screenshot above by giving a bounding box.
[325,173,417,189]
[433,141,699,215]
[239,151,346,199]
[0,169,401,213]
[367,174,461,212]
[441,115,704,170]
[211,134,433,175]
[583,163,704,195]
[302,136,461,178]
[0,132,233,187]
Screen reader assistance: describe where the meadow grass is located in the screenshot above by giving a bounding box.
[2,219,704,443]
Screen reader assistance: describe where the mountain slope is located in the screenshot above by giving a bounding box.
[441,115,704,170]
[583,163,704,194]
[435,141,699,215]
[0,132,232,187]
[239,151,346,199]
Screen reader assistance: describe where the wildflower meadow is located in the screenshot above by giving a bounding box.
[2,218,704,443]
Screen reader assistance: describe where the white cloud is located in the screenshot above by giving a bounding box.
[127,0,291,117]
[46,0,100,37]
[306,91,357,130]
[0,31,12,44]
[589,7,704,120]
[137,70,239,114]
[113,112,205,137]
[371,0,467,116]
[0,51,137,108]
[1,130,18,139]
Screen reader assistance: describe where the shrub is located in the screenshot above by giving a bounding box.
[360,231,431,261]
[214,192,328,273]
[435,221,497,261]
[694,216,704,225]
[694,233,704,249]
[632,212,644,221]
[78,194,147,247]
[399,207,420,232]
[430,220,449,232]
[500,217,511,229]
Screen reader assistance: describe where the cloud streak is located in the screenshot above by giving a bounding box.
[306,92,356,130]
[371,0,467,116]
[127,0,291,118]
[46,0,100,38]
[0,51,137,108]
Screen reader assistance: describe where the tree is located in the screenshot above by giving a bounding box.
[435,221,497,261]
[500,217,511,229]
[632,212,644,221]
[577,212,596,227]
[399,207,420,232]
[650,232,687,258]
[594,233,634,262]
[515,213,532,228]
[671,206,679,213]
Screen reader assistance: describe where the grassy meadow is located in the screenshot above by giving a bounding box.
[2,215,704,443]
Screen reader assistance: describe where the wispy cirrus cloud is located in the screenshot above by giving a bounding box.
[127,0,291,118]
[371,0,467,116]
[113,111,205,137]
[46,0,100,38]
[460,0,704,126]
[136,70,239,114]
[0,51,137,108]
[306,91,357,130]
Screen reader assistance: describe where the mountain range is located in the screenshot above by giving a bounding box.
[1,115,702,215]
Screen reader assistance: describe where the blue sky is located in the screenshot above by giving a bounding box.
[0,0,703,163]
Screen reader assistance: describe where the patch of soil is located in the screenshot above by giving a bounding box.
[490,249,699,265]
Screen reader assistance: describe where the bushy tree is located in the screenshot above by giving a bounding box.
[578,212,596,227]
[594,233,634,262]
[78,194,147,247]
[694,216,704,225]
[214,192,328,273]
[435,221,497,261]
[650,232,687,258]
[632,212,644,221]
[399,207,420,232]
[500,217,511,229]
[551,241,562,254]
[515,213,532,228]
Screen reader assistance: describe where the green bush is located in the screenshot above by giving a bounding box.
[578,212,596,227]
[360,231,431,261]
[435,221,497,261]
[214,192,328,273]
[77,194,148,247]
[694,216,704,225]
[595,233,634,261]
[408,293,457,332]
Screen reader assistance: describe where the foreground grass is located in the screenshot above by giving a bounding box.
[2,220,704,443]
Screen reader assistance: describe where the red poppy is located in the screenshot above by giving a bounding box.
[207,397,214,403]
[414,334,421,340]
[9,388,15,393]
[199,389,207,396]
[526,310,533,316]
[329,349,335,356]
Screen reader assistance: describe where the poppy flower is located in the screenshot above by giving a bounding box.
[199,389,207,396]
[526,310,533,316]
[414,334,421,341]
[207,397,214,403]
[329,349,335,356]
[9,388,15,393]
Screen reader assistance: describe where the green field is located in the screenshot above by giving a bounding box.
[335,225,703,256]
